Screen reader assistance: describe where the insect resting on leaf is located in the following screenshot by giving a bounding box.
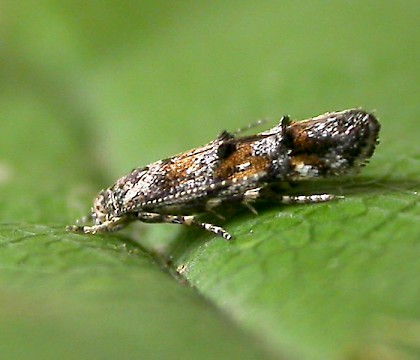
[67,108,380,240]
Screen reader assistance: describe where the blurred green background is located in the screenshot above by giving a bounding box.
[1,1,419,359]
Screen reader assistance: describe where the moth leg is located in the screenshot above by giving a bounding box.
[242,188,262,214]
[137,212,232,240]
[243,187,339,205]
[206,192,259,216]
[66,216,127,234]
[277,194,340,204]
[205,198,226,220]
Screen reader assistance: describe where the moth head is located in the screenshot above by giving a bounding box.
[91,189,113,225]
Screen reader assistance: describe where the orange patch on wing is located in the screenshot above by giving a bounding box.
[215,143,270,180]
[162,155,195,182]
[287,120,329,152]
[289,154,323,167]
[287,122,308,150]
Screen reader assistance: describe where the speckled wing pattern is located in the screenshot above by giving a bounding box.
[67,108,380,239]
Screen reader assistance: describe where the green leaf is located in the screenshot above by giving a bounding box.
[1,1,419,359]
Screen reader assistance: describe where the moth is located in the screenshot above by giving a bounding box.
[67,109,380,240]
